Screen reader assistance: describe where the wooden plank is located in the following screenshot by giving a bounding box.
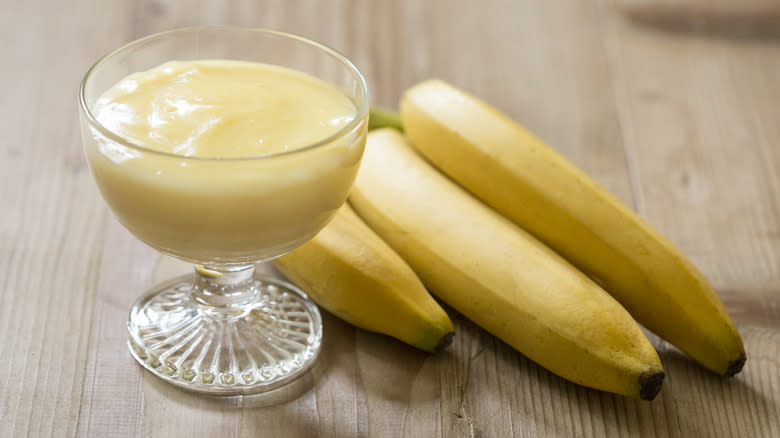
[657,326,780,438]
[598,1,780,437]
[2,0,779,436]
[77,223,152,437]
[597,0,780,326]
[0,0,133,436]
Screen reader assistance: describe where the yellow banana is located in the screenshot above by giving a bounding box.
[400,79,745,376]
[350,129,664,400]
[274,204,454,352]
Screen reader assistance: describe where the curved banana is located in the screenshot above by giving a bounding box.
[350,129,664,399]
[400,79,745,376]
[274,204,454,352]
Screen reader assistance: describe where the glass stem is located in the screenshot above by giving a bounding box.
[192,264,258,308]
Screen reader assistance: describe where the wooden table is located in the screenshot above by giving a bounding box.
[2,1,779,436]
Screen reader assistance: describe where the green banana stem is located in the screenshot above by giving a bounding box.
[369,107,404,132]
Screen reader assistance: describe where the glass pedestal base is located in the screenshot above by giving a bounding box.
[127,270,322,395]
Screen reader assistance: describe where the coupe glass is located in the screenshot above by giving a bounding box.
[79,27,369,394]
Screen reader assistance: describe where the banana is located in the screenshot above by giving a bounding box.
[350,129,665,400]
[400,79,745,376]
[274,204,454,352]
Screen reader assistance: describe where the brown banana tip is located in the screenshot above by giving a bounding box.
[725,356,747,377]
[433,331,455,353]
[639,371,665,401]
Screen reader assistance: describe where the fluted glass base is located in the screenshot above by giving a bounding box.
[127,267,322,395]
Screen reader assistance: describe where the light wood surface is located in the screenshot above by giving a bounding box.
[2,0,779,436]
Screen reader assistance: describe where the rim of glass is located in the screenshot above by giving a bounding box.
[79,26,369,161]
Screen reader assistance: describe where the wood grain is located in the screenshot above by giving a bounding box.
[1,0,779,437]
[597,0,780,326]
[0,0,131,436]
[596,3,780,436]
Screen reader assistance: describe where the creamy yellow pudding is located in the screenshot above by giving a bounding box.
[83,60,367,264]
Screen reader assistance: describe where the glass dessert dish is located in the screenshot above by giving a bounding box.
[78,27,369,395]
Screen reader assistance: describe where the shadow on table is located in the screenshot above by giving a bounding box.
[658,339,776,404]
[614,4,780,41]
[142,364,315,409]
[142,309,439,408]
[422,309,779,436]
[493,329,773,436]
